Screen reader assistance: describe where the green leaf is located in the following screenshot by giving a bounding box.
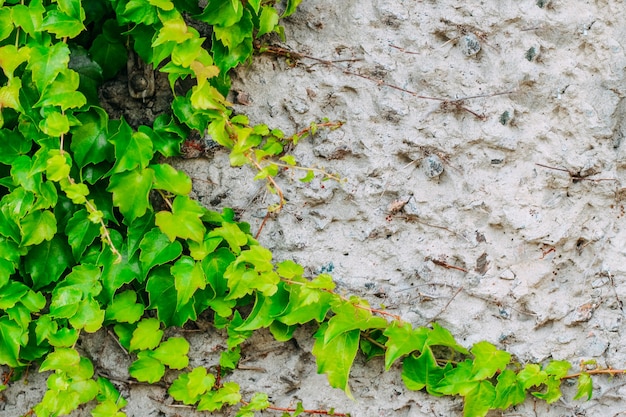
[282,0,303,17]
[151,163,192,195]
[172,256,206,309]
[39,347,80,373]
[324,299,387,345]
[169,367,215,404]
[299,169,315,183]
[401,348,447,395]
[224,249,280,300]
[71,108,112,167]
[384,321,429,370]
[129,318,163,351]
[129,351,165,383]
[236,290,289,331]
[312,323,359,399]
[155,195,206,242]
[0,129,32,165]
[146,267,178,326]
[544,360,571,379]
[0,281,29,309]
[463,380,496,417]
[189,235,222,260]
[470,341,511,380]
[426,322,469,355]
[68,297,105,333]
[197,0,243,26]
[276,260,303,278]
[89,32,127,80]
[65,209,100,260]
[41,9,85,38]
[435,360,477,396]
[574,372,593,401]
[532,376,563,404]
[11,3,45,36]
[108,168,155,222]
[41,112,70,137]
[20,210,57,247]
[208,222,248,254]
[104,290,145,324]
[213,10,253,50]
[34,69,87,110]
[110,125,154,173]
[96,376,128,408]
[257,6,279,37]
[517,364,547,390]
[139,227,183,276]
[27,41,71,92]
[24,235,72,290]
[277,279,334,325]
[151,337,189,369]
[493,369,526,410]
[0,317,23,367]
[153,12,193,46]
[201,247,237,317]
[0,45,30,78]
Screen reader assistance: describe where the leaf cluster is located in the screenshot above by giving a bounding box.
[0,1,607,417]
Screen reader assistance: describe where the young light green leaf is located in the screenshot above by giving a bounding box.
[384,321,429,370]
[493,369,526,410]
[573,372,593,401]
[155,196,206,242]
[129,318,163,351]
[20,209,57,247]
[276,260,303,278]
[426,322,469,355]
[544,360,571,379]
[283,0,303,17]
[27,42,71,92]
[531,376,563,404]
[129,351,165,383]
[105,290,145,324]
[312,323,359,399]
[435,360,477,396]
[169,366,215,404]
[34,69,87,110]
[323,299,387,345]
[39,347,81,373]
[151,337,189,370]
[96,376,128,408]
[470,341,511,380]
[68,297,105,333]
[517,364,547,390]
[41,9,85,38]
[207,222,248,254]
[463,380,496,417]
[151,163,192,195]
[0,317,23,367]
[108,168,155,222]
[257,6,279,37]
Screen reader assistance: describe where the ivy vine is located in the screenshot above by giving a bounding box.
[0,1,622,417]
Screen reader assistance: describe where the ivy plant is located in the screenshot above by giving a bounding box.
[0,1,620,417]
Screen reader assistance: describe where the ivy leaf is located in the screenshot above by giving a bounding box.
[426,322,469,355]
[71,108,113,167]
[68,297,105,333]
[544,360,571,379]
[493,369,526,410]
[207,222,248,254]
[169,367,215,404]
[11,3,45,36]
[27,42,70,92]
[0,317,23,367]
[573,372,593,401]
[129,318,163,351]
[41,10,85,38]
[197,0,243,26]
[276,260,303,278]
[171,256,206,309]
[20,210,57,247]
[96,376,127,408]
[153,12,193,46]
[283,0,303,17]
[470,341,511,380]
[89,20,127,79]
[0,45,30,78]
[34,69,87,110]
[39,347,80,373]
[435,360,477,396]
[139,227,183,277]
[401,348,447,395]
[213,10,253,50]
[323,299,388,345]
[108,168,155,222]
[155,196,206,242]
[151,337,189,369]
[531,376,563,404]
[189,235,222,260]
[129,351,165,383]
[201,247,237,317]
[384,321,429,370]
[109,128,154,174]
[312,323,359,399]
[463,380,496,417]
[146,267,178,326]
[65,209,100,260]
[24,235,72,290]
[517,364,547,390]
[236,289,289,332]
[257,6,279,37]
[151,163,192,195]
[105,290,145,324]
[277,280,334,325]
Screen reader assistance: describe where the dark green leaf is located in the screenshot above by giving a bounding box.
[171,256,206,309]
[0,317,23,367]
[109,123,154,174]
[65,209,100,260]
[0,281,29,309]
[139,227,183,277]
[25,235,72,290]
[71,108,112,167]
[89,22,127,79]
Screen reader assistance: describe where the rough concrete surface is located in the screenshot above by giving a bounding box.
[3,0,626,416]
